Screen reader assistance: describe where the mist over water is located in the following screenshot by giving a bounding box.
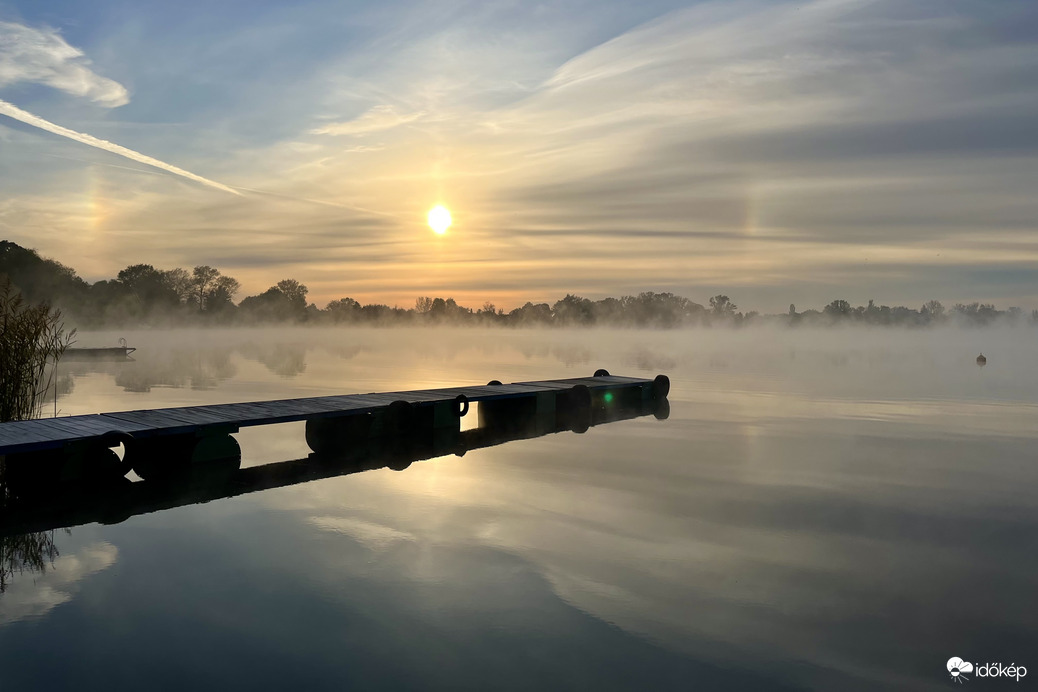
[3,326,1036,691]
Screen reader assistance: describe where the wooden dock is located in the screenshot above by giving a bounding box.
[0,386,667,537]
[0,371,669,485]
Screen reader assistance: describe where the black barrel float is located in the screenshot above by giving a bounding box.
[557,384,592,433]
[652,374,670,399]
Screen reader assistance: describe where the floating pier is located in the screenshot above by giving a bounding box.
[0,381,668,537]
[62,338,137,360]
[61,346,136,360]
[0,371,669,487]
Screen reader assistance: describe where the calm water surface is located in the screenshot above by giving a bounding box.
[1,327,1035,691]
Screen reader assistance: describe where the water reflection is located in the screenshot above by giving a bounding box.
[0,531,60,594]
[3,327,1036,690]
[57,347,238,393]
[0,462,63,594]
[54,341,315,395]
[0,391,669,557]
[0,386,813,691]
[237,342,308,378]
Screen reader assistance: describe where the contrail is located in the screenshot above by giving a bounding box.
[232,185,398,218]
[0,99,241,196]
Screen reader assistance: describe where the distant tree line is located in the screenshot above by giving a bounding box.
[1,240,1035,328]
[786,298,1035,327]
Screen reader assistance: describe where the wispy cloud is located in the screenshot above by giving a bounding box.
[0,99,240,195]
[0,20,239,195]
[0,21,128,106]
[311,104,425,136]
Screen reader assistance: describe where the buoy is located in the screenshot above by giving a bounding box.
[976,353,987,366]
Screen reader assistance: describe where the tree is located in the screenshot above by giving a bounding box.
[508,302,552,325]
[953,302,1000,326]
[117,264,180,312]
[207,276,241,312]
[709,295,736,318]
[276,279,308,307]
[238,279,308,323]
[553,294,594,325]
[327,297,362,322]
[921,300,945,321]
[162,268,193,304]
[430,297,448,320]
[824,299,852,318]
[117,264,159,293]
[191,266,221,312]
[0,241,90,315]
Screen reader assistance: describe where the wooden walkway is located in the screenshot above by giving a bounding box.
[0,374,667,456]
[0,390,667,538]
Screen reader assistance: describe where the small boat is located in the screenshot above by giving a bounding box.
[976,353,987,366]
[62,338,136,361]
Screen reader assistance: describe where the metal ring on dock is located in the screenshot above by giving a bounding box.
[454,394,469,417]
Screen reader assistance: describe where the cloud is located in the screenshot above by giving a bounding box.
[0,542,118,625]
[479,0,1038,243]
[0,21,128,106]
[309,515,416,550]
[4,0,1038,309]
[0,20,238,195]
[0,99,241,195]
[311,105,425,136]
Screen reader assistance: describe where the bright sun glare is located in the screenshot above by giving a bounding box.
[428,205,452,235]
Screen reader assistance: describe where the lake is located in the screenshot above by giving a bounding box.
[1,327,1035,691]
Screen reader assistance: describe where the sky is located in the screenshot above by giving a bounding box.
[0,0,1036,312]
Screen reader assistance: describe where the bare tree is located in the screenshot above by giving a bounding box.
[922,300,945,320]
[191,266,221,311]
[162,268,194,304]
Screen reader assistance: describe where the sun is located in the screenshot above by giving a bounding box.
[428,205,452,235]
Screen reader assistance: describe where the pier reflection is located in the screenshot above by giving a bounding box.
[0,393,669,546]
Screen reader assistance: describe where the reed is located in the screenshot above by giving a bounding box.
[0,278,75,423]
